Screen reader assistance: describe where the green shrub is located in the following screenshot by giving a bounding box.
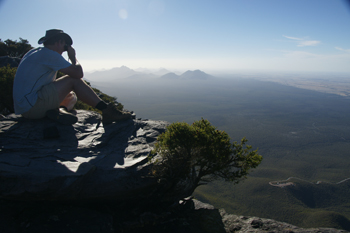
[0,38,32,58]
[0,65,17,112]
[149,118,262,192]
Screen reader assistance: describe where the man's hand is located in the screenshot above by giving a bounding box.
[61,45,83,79]
[67,46,77,65]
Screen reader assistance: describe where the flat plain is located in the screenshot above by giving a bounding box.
[87,72,350,230]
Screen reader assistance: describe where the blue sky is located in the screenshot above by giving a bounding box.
[1,0,350,73]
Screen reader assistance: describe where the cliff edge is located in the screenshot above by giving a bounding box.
[0,110,347,232]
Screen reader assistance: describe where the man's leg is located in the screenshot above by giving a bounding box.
[60,91,77,111]
[46,75,104,125]
[54,75,102,108]
[53,75,132,124]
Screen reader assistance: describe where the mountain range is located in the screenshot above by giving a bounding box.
[85,66,213,82]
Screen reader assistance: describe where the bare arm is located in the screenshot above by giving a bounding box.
[59,46,84,79]
[59,64,83,79]
[66,46,76,65]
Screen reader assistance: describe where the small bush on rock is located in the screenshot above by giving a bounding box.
[149,118,262,193]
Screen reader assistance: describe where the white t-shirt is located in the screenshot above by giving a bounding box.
[13,47,71,114]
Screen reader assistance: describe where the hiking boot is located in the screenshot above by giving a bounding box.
[46,108,78,125]
[102,104,132,124]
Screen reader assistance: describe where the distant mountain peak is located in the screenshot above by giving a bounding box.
[85,65,139,80]
[119,65,134,71]
[159,70,214,80]
[160,72,180,79]
[180,70,213,80]
[85,66,214,82]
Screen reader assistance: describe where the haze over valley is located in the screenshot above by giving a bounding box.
[85,67,350,230]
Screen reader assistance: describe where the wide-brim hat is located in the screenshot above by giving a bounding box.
[38,29,73,45]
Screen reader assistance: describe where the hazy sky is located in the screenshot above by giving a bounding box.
[1,0,350,73]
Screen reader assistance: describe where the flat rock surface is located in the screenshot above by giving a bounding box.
[0,110,169,201]
[0,111,347,232]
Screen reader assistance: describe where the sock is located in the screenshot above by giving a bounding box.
[59,106,68,111]
[95,101,108,111]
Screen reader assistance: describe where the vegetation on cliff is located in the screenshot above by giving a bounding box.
[149,118,262,194]
[0,38,32,58]
[0,65,17,113]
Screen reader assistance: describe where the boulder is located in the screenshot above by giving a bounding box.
[0,110,193,204]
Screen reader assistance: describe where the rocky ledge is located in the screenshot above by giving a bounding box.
[0,110,348,232]
[0,110,196,204]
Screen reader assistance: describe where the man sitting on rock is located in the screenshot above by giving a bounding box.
[13,29,131,125]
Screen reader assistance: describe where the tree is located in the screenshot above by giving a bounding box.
[0,38,33,58]
[149,119,262,194]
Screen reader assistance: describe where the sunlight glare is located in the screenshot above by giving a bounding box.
[118,9,128,20]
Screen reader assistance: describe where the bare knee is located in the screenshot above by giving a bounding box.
[56,75,82,84]
[60,91,77,111]
[54,76,99,107]
[56,75,86,90]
